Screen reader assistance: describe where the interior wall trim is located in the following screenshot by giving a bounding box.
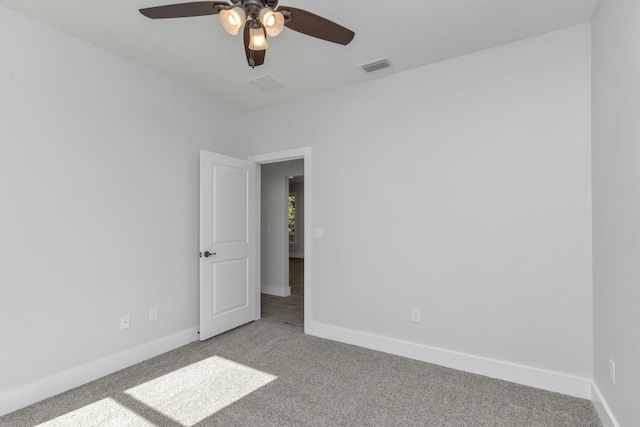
[0,327,199,417]
[261,284,292,297]
[306,321,593,400]
[591,382,620,427]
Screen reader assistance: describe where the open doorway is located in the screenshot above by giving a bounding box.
[258,160,305,328]
[260,164,304,328]
[284,177,304,325]
[250,147,312,332]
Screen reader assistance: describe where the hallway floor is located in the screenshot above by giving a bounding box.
[260,258,304,328]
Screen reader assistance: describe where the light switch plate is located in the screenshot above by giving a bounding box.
[313,228,324,240]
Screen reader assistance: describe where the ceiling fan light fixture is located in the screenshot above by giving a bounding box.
[249,26,269,50]
[220,6,246,35]
[259,8,284,37]
[140,2,356,67]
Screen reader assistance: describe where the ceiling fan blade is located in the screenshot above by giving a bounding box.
[244,24,266,67]
[139,2,228,19]
[277,6,354,45]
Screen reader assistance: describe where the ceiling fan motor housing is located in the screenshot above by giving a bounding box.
[235,0,278,19]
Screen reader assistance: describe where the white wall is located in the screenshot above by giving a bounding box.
[260,160,303,296]
[248,24,593,394]
[0,5,244,413]
[592,0,640,425]
[289,182,305,258]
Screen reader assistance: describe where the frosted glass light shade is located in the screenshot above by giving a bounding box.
[220,7,246,35]
[249,26,269,50]
[259,8,284,37]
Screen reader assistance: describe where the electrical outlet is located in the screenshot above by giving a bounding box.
[120,314,130,330]
[149,307,158,322]
[411,308,421,323]
[610,359,616,384]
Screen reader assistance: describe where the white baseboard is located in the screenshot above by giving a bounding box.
[261,284,291,297]
[0,327,199,417]
[289,253,304,259]
[306,321,592,399]
[591,382,620,427]
[1,321,609,422]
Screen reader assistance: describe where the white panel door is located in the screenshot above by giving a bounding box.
[200,150,256,341]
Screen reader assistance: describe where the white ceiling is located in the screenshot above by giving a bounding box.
[1,0,598,111]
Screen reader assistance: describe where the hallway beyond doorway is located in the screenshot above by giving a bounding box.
[260,258,304,328]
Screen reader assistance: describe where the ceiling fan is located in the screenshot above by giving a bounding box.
[139,1,355,68]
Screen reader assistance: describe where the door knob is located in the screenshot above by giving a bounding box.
[204,251,216,257]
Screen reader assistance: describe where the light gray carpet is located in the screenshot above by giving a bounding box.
[1,321,602,426]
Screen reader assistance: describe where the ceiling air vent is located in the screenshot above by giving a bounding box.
[247,74,286,92]
[359,58,391,73]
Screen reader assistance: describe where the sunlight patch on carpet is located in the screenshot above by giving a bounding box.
[124,355,277,426]
[36,397,155,426]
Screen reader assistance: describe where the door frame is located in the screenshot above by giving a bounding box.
[249,147,312,333]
